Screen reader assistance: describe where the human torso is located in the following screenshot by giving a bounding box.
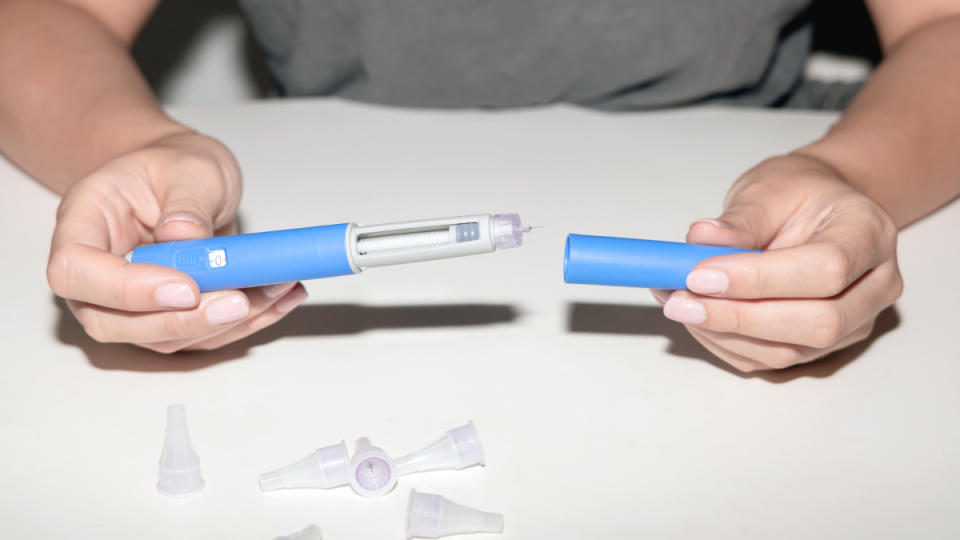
[239,0,814,109]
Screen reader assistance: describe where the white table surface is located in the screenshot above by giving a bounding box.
[1,100,958,540]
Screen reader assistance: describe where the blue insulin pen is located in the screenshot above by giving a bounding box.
[128,213,532,292]
[563,234,759,289]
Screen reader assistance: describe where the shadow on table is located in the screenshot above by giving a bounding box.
[54,297,517,372]
[567,302,901,382]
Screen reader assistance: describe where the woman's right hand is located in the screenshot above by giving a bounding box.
[46,130,308,353]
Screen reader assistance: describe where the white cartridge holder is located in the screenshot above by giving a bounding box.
[395,421,485,477]
[350,213,528,269]
[259,441,350,491]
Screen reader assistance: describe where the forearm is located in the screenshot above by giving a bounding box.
[0,0,185,194]
[796,16,960,228]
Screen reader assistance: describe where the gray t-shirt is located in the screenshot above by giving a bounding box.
[238,0,831,110]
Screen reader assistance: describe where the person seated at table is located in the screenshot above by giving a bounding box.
[1,0,958,371]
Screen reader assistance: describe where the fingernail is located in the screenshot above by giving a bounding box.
[650,289,672,304]
[263,282,295,299]
[691,218,729,229]
[158,212,205,228]
[275,286,308,313]
[206,294,249,325]
[664,297,707,324]
[686,269,729,294]
[155,283,198,308]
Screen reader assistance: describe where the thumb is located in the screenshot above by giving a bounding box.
[152,158,236,243]
[689,155,838,250]
[687,199,780,251]
[154,210,213,243]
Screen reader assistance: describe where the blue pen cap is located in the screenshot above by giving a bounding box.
[564,234,756,289]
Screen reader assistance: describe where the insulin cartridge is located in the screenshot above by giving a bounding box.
[128,214,531,292]
[564,234,759,290]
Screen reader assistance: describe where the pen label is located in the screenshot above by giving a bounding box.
[208,249,227,268]
[175,248,227,272]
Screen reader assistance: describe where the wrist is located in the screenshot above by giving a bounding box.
[792,139,917,228]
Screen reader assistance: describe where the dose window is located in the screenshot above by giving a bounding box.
[208,249,227,268]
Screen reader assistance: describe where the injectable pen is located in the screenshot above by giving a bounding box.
[128,213,531,292]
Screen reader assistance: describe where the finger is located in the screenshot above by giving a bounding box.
[664,261,902,347]
[48,185,202,311]
[69,289,251,344]
[184,284,308,351]
[151,152,238,243]
[687,218,760,250]
[684,326,769,373]
[140,283,306,354]
[169,281,299,347]
[687,320,876,371]
[127,282,300,353]
[48,242,201,311]
[691,156,844,251]
[686,209,895,299]
[651,289,670,306]
[686,179,791,250]
[653,288,765,372]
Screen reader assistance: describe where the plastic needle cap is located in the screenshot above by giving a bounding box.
[394,421,485,477]
[492,213,532,250]
[274,524,323,540]
[157,404,204,497]
[348,437,397,497]
[406,490,504,539]
[259,441,350,491]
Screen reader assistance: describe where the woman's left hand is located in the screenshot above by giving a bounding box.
[652,154,904,372]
